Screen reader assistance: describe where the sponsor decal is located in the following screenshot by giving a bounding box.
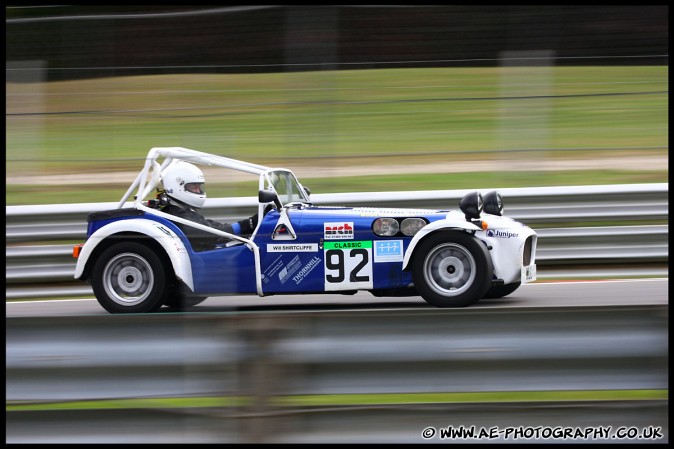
[374,240,403,262]
[292,256,322,285]
[486,229,519,238]
[354,208,432,217]
[267,243,318,252]
[324,222,354,240]
[324,241,372,250]
[262,255,283,284]
[278,255,302,284]
[155,224,173,236]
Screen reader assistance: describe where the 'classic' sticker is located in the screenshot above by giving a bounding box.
[324,241,373,291]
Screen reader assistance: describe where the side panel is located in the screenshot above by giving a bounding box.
[254,208,415,294]
[189,244,257,295]
[322,212,416,291]
[254,210,326,293]
[74,218,194,291]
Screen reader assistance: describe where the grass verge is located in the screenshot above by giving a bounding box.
[6,389,668,412]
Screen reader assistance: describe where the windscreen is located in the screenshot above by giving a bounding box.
[265,170,308,206]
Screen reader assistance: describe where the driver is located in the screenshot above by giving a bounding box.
[159,161,257,251]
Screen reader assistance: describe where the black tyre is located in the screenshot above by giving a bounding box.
[164,294,208,310]
[412,231,493,307]
[483,282,521,299]
[91,241,169,313]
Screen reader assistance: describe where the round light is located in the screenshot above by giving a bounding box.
[483,191,504,216]
[459,192,484,220]
[373,218,399,237]
[400,218,426,236]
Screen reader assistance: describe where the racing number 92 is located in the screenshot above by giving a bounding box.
[326,249,369,283]
[324,242,374,291]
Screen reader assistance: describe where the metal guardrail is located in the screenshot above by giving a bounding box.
[5,184,669,298]
[6,306,669,443]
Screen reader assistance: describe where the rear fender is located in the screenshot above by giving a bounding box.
[74,218,194,291]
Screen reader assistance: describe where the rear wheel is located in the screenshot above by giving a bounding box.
[412,232,492,307]
[91,242,169,313]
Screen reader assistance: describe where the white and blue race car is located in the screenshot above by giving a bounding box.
[73,147,537,313]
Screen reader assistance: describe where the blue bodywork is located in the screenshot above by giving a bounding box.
[254,207,432,295]
[86,205,449,296]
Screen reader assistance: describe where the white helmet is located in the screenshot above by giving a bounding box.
[162,161,207,208]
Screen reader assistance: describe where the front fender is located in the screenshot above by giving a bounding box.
[74,218,194,292]
[477,213,538,285]
[402,211,481,270]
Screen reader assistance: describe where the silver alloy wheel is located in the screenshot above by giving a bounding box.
[423,242,476,296]
[102,252,155,306]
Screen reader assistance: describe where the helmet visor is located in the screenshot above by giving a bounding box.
[185,182,205,195]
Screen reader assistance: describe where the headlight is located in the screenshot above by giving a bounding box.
[459,191,483,220]
[400,218,426,236]
[372,218,399,237]
[483,191,504,216]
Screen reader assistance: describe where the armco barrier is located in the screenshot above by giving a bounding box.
[5,305,669,443]
[5,183,669,298]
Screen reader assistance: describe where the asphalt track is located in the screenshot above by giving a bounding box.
[5,278,668,317]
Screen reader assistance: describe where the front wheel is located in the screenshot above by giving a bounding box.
[91,241,169,313]
[412,232,493,307]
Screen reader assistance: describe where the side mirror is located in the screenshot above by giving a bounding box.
[303,186,311,196]
[259,189,282,210]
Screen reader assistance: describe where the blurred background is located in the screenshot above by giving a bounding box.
[5,5,669,444]
[6,5,668,205]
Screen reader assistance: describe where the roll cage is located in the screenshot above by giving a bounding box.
[116,147,311,296]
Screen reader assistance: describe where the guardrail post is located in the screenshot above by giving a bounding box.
[235,315,296,443]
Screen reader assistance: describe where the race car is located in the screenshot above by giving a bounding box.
[73,147,537,313]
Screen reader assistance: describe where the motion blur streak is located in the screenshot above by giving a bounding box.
[6,306,668,443]
[5,5,668,444]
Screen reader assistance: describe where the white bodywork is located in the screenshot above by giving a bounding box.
[403,210,537,285]
[74,218,195,290]
[476,213,538,285]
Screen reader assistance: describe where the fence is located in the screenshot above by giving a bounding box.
[6,305,669,443]
[6,6,668,82]
[5,183,668,298]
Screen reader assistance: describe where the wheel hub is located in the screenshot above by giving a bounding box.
[102,252,155,306]
[117,266,145,294]
[438,256,465,283]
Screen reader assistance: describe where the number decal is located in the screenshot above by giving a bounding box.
[349,249,369,282]
[324,242,373,291]
[326,249,345,283]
